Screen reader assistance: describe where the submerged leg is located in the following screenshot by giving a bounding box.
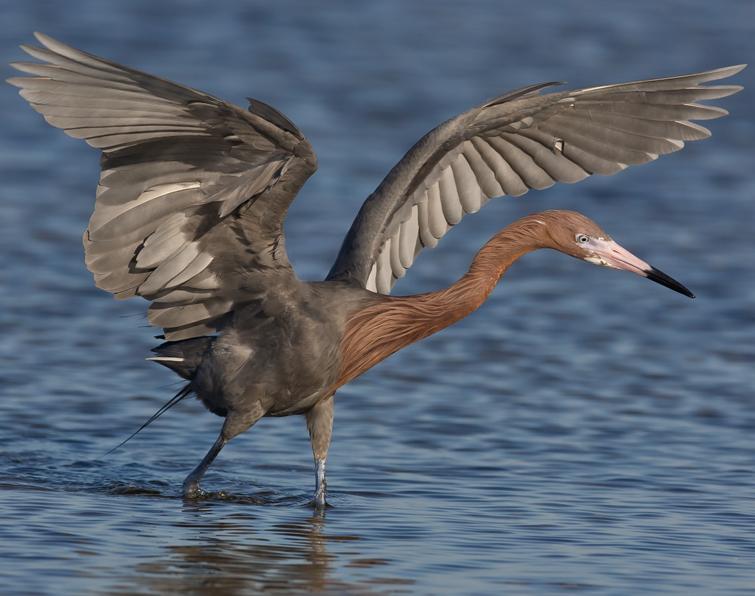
[183,434,226,498]
[183,408,264,498]
[306,395,334,508]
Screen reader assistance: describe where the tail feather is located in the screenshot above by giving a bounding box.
[104,336,215,455]
[150,337,214,379]
[104,383,193,455]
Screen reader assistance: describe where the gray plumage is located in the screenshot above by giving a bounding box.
[8,33,744,505]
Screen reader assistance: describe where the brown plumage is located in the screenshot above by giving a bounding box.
[337,212,604,388]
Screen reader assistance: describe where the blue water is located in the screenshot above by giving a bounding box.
[1,1,754,594]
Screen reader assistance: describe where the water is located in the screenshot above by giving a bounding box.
[1,0,754,593]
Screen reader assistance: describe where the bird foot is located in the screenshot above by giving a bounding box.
[182,479,207,499]
[311,488,328,510]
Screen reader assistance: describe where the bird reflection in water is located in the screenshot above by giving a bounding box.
[119,501,404,595]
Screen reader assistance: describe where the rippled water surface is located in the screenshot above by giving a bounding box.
[1,1,754,594]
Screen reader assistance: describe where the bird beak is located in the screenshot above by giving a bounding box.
[584,239,695,298]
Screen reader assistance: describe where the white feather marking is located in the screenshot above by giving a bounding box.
[146,356,185,362]
[366,264,377,292]
[139,181,201,203]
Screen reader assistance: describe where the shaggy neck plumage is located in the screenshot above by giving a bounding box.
[336,215,550,387]
[460,214,549,307]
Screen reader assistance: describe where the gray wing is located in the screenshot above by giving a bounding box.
[327,65,745,293]
[9,33,317,340]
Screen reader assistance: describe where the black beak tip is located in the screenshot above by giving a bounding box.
[646,266,695,299]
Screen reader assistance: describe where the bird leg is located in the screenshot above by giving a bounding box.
[183,408,264,498]
[306,395,334,508]
[183,434,227,498]
[314,458,327,508]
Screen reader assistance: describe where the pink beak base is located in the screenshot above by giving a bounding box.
[589,239,695,299]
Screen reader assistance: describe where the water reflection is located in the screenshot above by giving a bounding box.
[119,500,392,595]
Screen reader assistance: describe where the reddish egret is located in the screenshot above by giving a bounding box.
[9,33,744,506]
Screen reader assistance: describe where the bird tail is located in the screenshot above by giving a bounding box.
[104,383,193,456]
[147,336,215,379]
[104,337,215,455]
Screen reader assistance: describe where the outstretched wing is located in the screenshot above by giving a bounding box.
[327,65,745,293]
[9,33,317,340]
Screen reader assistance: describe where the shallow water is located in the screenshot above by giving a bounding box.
[1,0,754,594]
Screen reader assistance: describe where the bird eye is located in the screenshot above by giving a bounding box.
[576,234,590,244]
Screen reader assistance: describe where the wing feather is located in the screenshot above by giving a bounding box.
[427,183,448,239]
[502,132,588,182]
[399,206,420,268]
[439,166,463,225]
[451,155,483,214]
[462,140,505,196]
[417,197,438,249]
[485,137,554,190]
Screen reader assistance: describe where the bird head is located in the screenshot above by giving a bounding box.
[539,210,694,298]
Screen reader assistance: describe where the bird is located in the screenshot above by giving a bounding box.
[8,32,744,507]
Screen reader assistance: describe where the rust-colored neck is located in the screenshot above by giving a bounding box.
[337,215,549,388]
